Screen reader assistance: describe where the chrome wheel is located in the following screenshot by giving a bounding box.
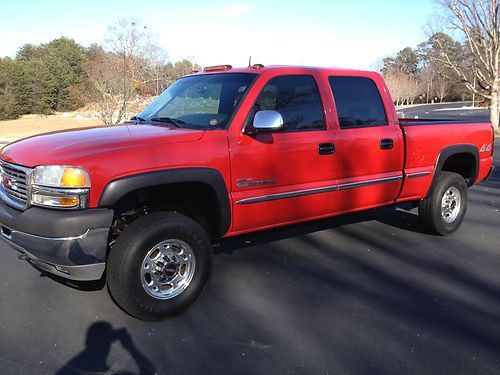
[141,239,196,300]
[441,186,461,223]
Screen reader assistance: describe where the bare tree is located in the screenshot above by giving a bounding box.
[385,71,423,106]
[385,72,406,106]
[143,42,169,96]
[405,76,423,104]
[84,18,155,124]
[419,66,435,103]
[104,18,152,81]
[369,57,385,73]
[432,0,500,132]
[83,54,135,125]
[434,75,451,102]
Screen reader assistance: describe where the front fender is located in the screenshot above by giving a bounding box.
[98,167,231,237]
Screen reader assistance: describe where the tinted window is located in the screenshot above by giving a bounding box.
[329,77,387,129]
[251,75,325,131]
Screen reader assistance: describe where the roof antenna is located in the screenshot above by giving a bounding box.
[248,56,252,67]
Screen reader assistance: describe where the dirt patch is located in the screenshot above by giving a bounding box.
[0,96,155,140]
[0,113,104,139]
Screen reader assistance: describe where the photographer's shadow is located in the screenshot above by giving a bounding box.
[56,321,156,375]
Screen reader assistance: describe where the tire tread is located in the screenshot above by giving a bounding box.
[107,212,212,320]
[418,172,467,236]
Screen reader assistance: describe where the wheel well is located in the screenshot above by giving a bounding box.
[112,182,223,239]
[440,152,476,185]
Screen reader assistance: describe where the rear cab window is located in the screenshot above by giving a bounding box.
[329,76,387,129]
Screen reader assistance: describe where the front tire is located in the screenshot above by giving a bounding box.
[418,172,468,235]
[107,212,213,320]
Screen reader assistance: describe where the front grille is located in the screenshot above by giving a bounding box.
[0,160,31,210]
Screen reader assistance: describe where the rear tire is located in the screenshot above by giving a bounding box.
[107,212,212,320]
[418,172,468,236]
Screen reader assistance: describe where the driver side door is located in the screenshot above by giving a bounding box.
[228,73,339,234]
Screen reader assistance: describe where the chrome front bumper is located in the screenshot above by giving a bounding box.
[0,200,113,281]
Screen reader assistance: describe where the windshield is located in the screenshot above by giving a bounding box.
[138,73,257,129]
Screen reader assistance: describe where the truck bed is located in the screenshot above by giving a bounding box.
[396,118,493,203]
[399,118,490,127]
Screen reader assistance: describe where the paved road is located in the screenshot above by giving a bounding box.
[0,127,499,374]
[398,102,490,122]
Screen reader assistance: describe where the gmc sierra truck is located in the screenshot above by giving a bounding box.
[0,65,494,320]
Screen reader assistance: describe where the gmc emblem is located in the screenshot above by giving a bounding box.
[2,175,18,191]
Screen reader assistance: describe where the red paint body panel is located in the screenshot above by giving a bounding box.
[398,120,494,202]
[1,125,230,208]
[0,66,494,237]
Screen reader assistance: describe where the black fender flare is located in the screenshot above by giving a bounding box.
[427,144,479,196]
[98,168,231,238]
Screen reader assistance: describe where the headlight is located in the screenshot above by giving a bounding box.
[32,166,90,188]
[31,166,90,209]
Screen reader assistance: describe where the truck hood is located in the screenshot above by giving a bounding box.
[0,124,205,167]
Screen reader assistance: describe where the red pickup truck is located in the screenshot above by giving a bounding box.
[0,65,494,320]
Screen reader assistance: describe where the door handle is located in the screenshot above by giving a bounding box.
[380,139,394,150]
[318,143,335,155]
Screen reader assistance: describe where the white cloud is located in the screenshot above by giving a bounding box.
[203,3,251,18]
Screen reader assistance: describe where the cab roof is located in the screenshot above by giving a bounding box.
[192,64,375,77]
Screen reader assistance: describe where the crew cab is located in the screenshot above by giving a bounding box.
[0,65,494,320]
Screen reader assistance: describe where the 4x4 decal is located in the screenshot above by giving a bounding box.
[480,143,492,153]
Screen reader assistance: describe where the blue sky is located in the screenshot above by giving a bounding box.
[0,0,440,69]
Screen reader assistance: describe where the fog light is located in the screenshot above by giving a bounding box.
[32,192,80,208]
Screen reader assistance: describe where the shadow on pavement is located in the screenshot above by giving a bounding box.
[216,203,428,255]
[56,322,156,375]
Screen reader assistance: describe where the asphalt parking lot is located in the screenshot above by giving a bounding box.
[1,106,499,375]
[398,101,489,122]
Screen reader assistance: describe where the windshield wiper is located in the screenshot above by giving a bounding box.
[130,116,146,123]
[150,117,186,127]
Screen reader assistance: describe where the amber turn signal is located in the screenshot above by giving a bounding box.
[61,168,88,188]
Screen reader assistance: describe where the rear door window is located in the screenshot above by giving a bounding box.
[329,77,387,129]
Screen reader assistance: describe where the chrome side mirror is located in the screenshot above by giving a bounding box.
[252,110,284,132]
